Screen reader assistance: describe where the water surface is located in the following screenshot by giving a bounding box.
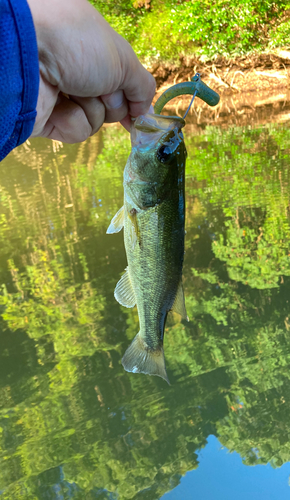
[1,104,290,499]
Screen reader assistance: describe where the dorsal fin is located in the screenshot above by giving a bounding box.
[171,280,188,321]
[122,333,170,384]
[106,206,124,234]
[114,268,136,308]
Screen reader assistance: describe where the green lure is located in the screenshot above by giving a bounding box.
[154,73,220,115]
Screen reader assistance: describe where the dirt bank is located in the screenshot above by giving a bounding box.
[151,51,290,128]
[152,51,290,94]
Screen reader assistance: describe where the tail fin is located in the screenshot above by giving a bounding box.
[122,333,170,384]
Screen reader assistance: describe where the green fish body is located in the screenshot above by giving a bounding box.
[107,113,188,383]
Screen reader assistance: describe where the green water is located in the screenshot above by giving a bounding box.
[0,112,290,499]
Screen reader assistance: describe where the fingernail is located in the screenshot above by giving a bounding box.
[101,90,125,110]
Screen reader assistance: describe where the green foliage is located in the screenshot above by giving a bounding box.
[214,218,290,288]
[91,0,142,41]
[183,123,290,290]
[269,17,290,48]
[0,250,112,359]
[91,0,290,62]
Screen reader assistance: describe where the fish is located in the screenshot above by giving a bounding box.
[107,112,188,384]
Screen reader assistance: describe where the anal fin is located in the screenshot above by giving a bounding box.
[171,280,189,321]
[114,267,136,308]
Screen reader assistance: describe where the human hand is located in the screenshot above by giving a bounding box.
[27,0,156,142]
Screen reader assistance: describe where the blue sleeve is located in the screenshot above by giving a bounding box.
[0,0,39,162]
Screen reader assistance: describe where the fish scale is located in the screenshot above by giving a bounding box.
[126,198,184,350]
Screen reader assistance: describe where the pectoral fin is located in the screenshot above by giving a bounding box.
[171,281,189,321]
[122,333,170,384]
[114,267,136,308]
[106,206,124,234]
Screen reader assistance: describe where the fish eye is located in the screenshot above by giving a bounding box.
[156,145,173,164]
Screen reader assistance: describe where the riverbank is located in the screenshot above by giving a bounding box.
[93,0,290,99]
[152,51,290,95]
[151,50,290,128]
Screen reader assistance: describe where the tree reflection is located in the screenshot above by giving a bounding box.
[0,122,290,498]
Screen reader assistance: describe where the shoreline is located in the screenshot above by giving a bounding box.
[148,51,290,129]
[151,51,290,95]
[169,89,290,131]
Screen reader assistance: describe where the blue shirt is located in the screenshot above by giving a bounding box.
[0,0,39,161]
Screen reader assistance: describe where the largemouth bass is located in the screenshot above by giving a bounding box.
[107,113,188,383]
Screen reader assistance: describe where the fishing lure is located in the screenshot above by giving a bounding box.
[154,72,220,115]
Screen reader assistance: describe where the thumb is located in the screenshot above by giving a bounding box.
[101,90,129,123]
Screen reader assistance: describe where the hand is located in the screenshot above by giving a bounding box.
[27,0,156,142]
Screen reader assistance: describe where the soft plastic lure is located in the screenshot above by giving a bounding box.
[154,73,220,115]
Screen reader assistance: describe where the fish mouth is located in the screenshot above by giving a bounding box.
[133,113,185,133]
[131,113,185,149]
